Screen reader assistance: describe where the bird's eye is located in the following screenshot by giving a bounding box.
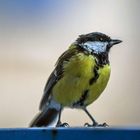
[100,38,103,41]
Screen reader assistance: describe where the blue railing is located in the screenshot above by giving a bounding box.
[0,127,140,140]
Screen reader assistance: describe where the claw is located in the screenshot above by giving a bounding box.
[57,122,69,127]
[98,122,109,127]
[84,122,109,127]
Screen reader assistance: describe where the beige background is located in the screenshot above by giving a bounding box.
[0,0,140,127]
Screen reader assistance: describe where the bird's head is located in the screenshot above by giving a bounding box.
[75,32,122,55]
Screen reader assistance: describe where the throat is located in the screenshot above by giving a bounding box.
[94,52,109,66]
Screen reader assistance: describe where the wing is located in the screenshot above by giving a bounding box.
[39,70,57,110]
[39,47,77,110]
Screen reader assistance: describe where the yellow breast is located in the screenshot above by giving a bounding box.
[85,64,111,105]
[52,53,111,107]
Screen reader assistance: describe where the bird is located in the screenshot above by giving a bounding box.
[30,32,122,127]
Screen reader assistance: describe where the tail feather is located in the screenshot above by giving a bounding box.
[30,108,60,127]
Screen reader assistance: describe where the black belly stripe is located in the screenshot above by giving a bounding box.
[89,66,99,85]
[73,89,89,107]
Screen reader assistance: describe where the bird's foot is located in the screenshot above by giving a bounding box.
[84,122,108,127]
[56,122,69,127]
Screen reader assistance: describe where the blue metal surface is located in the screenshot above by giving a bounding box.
[0,127,140,140]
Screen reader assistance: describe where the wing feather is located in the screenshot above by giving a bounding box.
[39,47,77,110]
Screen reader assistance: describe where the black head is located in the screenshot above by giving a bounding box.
[75,32,122,54]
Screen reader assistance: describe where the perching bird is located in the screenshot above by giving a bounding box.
[30,32,122,127]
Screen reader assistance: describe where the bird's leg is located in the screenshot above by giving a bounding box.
[83,108,108,127]
[83,108,98,126]
[56,109,69,127]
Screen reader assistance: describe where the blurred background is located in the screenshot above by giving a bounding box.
[0,0,140,128]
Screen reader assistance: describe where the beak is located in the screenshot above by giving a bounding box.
[110,39,122,46]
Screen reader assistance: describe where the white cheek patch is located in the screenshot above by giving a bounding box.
[83,41,108,54]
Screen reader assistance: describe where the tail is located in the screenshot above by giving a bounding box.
[30,101,61,127]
